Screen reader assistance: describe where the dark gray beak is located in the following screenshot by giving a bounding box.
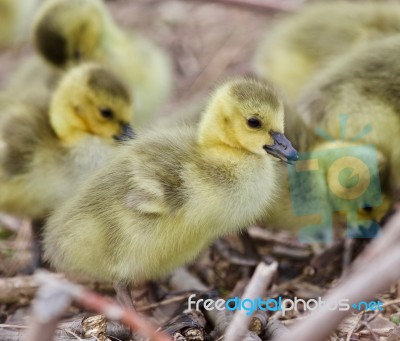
[263,131,299,164]
[114,123,134,141]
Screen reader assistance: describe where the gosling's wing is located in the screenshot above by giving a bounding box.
[125,173,169,215]
[298,36,400,129]
[123,127,196,216]
[0,103,54,177]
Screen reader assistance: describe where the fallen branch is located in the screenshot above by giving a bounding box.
[0,274,113,304]
[248,226,310,249]
[212,239,258,266]
[0,274,42,304]
[168,268,232,335]
[275,210,400,341]
[25,271,171,341]
[24,274,73,341]
[224,262,278,341]
[0,319,130,341]
[0,213,22,232]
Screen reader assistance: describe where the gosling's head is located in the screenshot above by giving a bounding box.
[200,78,298,163]
[50,63,134,144]
[32,0,105,68]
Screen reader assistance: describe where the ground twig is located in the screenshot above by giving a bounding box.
[224,262,278,341]
[25,271,171,341]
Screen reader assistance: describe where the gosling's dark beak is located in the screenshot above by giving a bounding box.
[263,131,299,164]
[114,123,134,142]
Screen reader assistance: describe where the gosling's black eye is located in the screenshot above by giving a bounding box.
[363,206,373,213]
[247,117,262,129]
[99,108,114,120]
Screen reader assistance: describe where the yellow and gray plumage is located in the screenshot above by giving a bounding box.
[298,35,400,198]
[0,63,133,219]
[254,1,400,101]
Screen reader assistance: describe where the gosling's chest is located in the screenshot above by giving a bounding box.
[186,158,277,230]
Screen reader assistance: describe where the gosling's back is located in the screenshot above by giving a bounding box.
[44,127,277,283]
[254,1,400,100]
[298,36,400,194]
[0,101,115,218]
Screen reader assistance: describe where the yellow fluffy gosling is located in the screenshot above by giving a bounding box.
[0,63,133,219]
[43,79,298,301]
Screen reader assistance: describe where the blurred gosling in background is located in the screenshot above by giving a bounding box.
[298,35,400,202]
[254,1,400,101]
[0,63,133,220]
[32,0,173,127]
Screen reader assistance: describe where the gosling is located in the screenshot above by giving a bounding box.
[298,35,400,201]
[43,79,298,298]
[0,63,133,219]
[32,0,173,127]
[254,1,400,101]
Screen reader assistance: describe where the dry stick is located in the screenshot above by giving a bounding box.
[361,320,380,341]
[0,274,42,304]
[0,213,22,231]
[277,249,400,341]
[264,319,289,339]
[188,0,304,12]
[345,314,362,341]
[0,274,113,304]
[169,267,279,341]
[248,226,308,249]
[224,262,278,341]
[168,268,234,335]
[27,271,171,341]
[169,267,208,292]
[1,319,131,341]
[138,294,192,312]
[275,212,400,341]
[24,274,73,341]
[341,237,354,278]
[382,298,400,308]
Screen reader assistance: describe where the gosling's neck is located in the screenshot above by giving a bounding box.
[49,104,91,146]
[198,108,256,163]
